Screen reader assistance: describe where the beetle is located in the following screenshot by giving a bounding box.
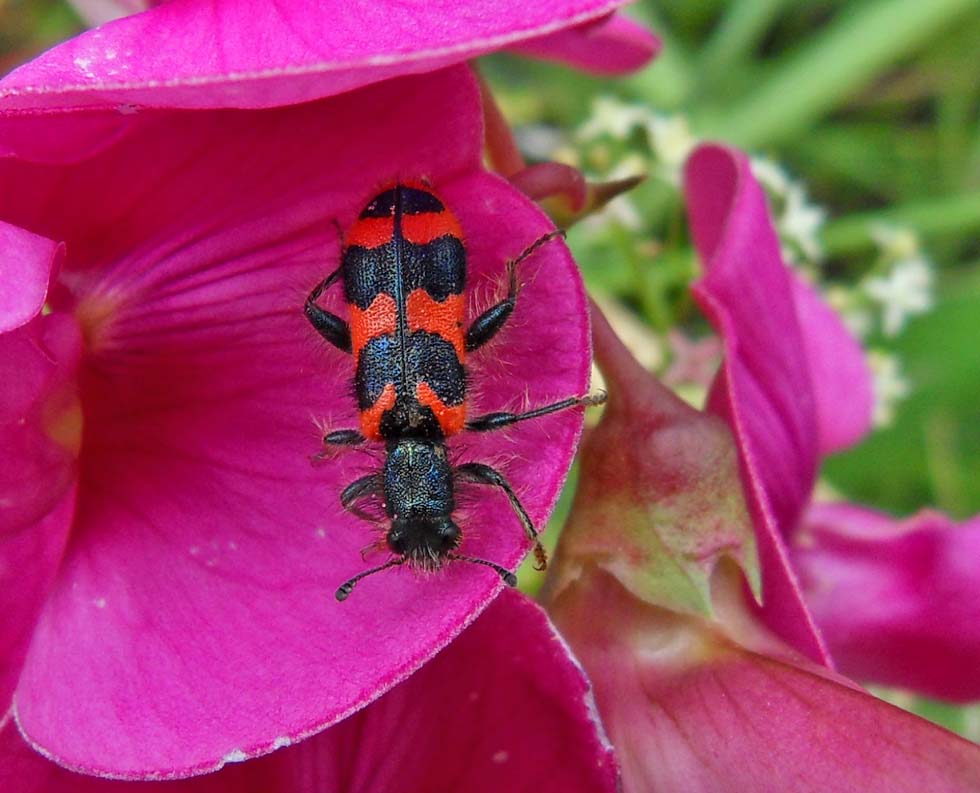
[305,183,603,600]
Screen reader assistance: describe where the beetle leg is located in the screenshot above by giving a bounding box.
[323,429,366,446]
[465,230,564,352]
[340,474,384,522]
[466,392,606,433]
[305,267,352,353]
[310,428,368,464]
[454,462,547,571]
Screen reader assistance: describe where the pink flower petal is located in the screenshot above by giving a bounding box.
[1,0,645,111]
[266,589,619,792]
[7,68,590,777]
[793,502,980,702]
[791,277,873,454]
[0,316,81,713]
[0,225,61,333]
[5,591,616,791]
[551,567,980,793]
[4,719,256,791]
[684,144,827,664]
[0,112,133,165]
[511,12,660,74]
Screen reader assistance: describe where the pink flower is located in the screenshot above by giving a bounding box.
[0,590,618,791]
[793,503,980,702]
[687,144,980,700]
[0,1,660,781]
[541,145,980,791]
[0,62,600,778]
[686,144,870,664]
[8,0,657,112]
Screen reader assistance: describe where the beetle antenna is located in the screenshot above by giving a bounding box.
[448,554,518,587]
[335,558,405,602]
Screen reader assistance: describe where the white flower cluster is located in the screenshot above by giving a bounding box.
[576,96,697,186]
[866,350,911,427]
[748,158,932,429]
[569,97,700,235]
[815,224,935,344]
[565,98,933,431]
[862,224,935,337]
[810,224,934,429]
[750,156,827,268]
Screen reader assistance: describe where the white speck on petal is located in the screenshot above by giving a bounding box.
[222,749,247,764]
[93,598,106,609]
[272,736,291,749]
[73,57,95,78]
[492,750,509,764]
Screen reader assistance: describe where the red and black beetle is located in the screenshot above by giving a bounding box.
[305,182,603,600]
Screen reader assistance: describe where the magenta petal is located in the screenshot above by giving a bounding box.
[687,144,817,543]
[1,0,638,111]
[4,591,615,791]
[2,719,246,792]
[791,277,873,454]
[793,503,980,702]
[265,589,618,791]
[0,112,134,165]
[0,316,81,713]
[553,569,980,793]
[9,69,590,777]
[511,13,660,74]
[685,144,827,664]
[641,645,980,792]
[0,224,61,333]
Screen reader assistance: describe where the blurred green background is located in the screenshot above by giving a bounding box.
[3,0,978,736]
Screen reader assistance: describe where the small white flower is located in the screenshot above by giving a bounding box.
[643,114,697,185]
[577,97,649,141]
[824,286,873,340]
[581,194,643,233]
[867,350,911,427]
[870,223,920,261]
[863,256,934,336]
[750,156,792,197]
[607,152,650,181]
[514,124,567,161]
[779,183,826,262]
[751,158,826,264]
